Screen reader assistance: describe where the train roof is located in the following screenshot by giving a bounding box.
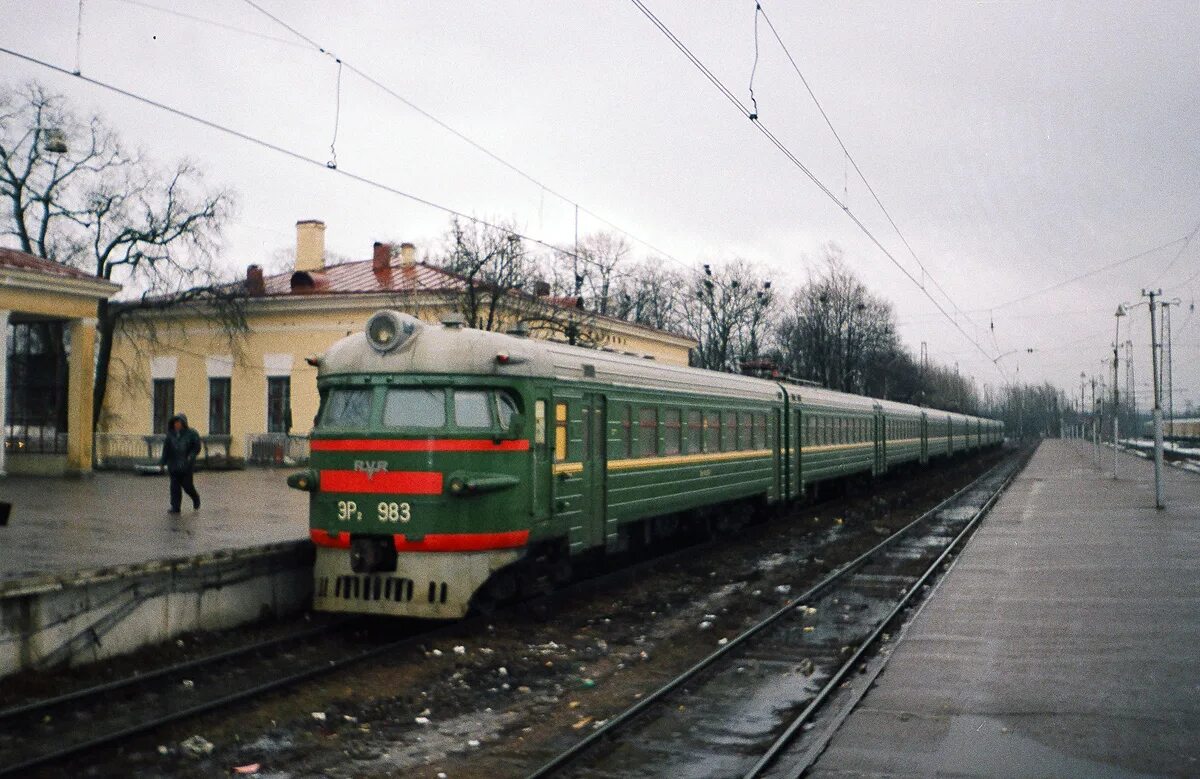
[317,311,999,422]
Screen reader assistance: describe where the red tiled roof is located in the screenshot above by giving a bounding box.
[0,247,95,280]
[261,260,467,296]
[254,257,694,343]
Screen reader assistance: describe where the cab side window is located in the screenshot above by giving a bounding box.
[554,402,568,461]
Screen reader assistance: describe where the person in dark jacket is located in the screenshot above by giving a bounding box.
[161,413,202,513]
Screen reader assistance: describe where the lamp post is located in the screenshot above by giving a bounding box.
[1079,371,1087,440]
[1143,289,1165,509]
[1113,305,1126,478]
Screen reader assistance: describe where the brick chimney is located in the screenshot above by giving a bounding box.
[399,242,416,267]
[295,220,325,272]
[245,264,265,297]
[372,241,392,272]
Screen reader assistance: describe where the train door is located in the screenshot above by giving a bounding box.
[580,393,608,551]
[771,408,782,501]
[791,407,802,498]
[878,408,888,472]
[920,411,929,463]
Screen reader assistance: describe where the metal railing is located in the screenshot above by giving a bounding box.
[4,426,67,455]
[94,433,237,470]
[244,433,309,466]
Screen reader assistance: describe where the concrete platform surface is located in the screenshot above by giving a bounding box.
[808,439,1200,778]
[0,469,307,583]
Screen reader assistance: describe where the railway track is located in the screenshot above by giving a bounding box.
[0,514,750,776]
[0,451,1009,777]
[526,450,1027,779]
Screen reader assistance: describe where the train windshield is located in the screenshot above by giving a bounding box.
[383,388,446,429]
[319,388,373,428]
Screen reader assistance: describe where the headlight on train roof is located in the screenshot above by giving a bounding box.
[366,310,414,353]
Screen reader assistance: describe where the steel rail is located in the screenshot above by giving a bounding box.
[0,618,357,727]
[0,510,753,777]
[524,451,1022,779]
[746,453,1025,778]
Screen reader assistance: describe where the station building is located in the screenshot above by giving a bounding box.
[0,248,120,476]
[97,220,696,466]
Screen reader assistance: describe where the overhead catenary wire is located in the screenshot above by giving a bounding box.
[989,230,1196,310]
[628,0,1005,378]
[239,0,690,270]
[755,1,981,336]
[0,45,581,259]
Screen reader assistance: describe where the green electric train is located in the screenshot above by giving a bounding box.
[288,310,1003,619]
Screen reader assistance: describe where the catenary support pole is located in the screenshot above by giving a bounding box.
[1145,289,1165,509]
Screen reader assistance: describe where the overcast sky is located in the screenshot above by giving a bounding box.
[3,1,1199,411]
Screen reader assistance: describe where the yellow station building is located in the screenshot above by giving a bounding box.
[98,221,696,465]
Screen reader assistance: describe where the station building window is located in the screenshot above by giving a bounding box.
[208,377,231,436]
[152,378,174,434]
[267,376,291,433]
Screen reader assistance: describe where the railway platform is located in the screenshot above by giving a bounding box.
[0,469,310,680]
[806,439,1200,777]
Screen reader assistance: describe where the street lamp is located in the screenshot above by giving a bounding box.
[1112,305,1126,478]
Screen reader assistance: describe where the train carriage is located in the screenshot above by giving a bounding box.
[291,311,1003,620]
[878,399,924,468]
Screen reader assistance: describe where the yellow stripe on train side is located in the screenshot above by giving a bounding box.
[552,448,774,476]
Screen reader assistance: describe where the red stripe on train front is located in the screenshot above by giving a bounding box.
[320,470,444,494]
[393,530,529,552]
[311,438,530,452]
[309,528,529,552]
[311,528,351,548]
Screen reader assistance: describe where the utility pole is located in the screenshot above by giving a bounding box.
[1091,376,1099,466]
[1113,305,1125,478]
[1144,289,1165,509]
[1165,302,1175,439]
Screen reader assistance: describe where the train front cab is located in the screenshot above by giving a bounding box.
[305,376,535,619]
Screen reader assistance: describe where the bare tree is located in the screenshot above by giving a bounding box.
[574,232,630,316]
[611,259,686,333]
[0,82,240,428]
[682,259,774,371]
[435,216,598,345]
[776,248,897,393]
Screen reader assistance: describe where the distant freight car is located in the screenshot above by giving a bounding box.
[288,311,1002,618]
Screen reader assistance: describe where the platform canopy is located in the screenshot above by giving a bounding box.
[0,248,120,476]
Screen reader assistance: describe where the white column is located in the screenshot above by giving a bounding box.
[0,310,9,476]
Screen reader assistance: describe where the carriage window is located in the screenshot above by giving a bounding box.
[663,409,682,456]
[453,390,493,429]
[686,410,703,454]
[721,411,735,451]
[320,387,374,428]
[616,404,633,460]
[754,413,767,448]
[638,407,658,457]
[382,388,445,428]
[554,402,568,461]
[738,412,752,450]
[703,411,720,453]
